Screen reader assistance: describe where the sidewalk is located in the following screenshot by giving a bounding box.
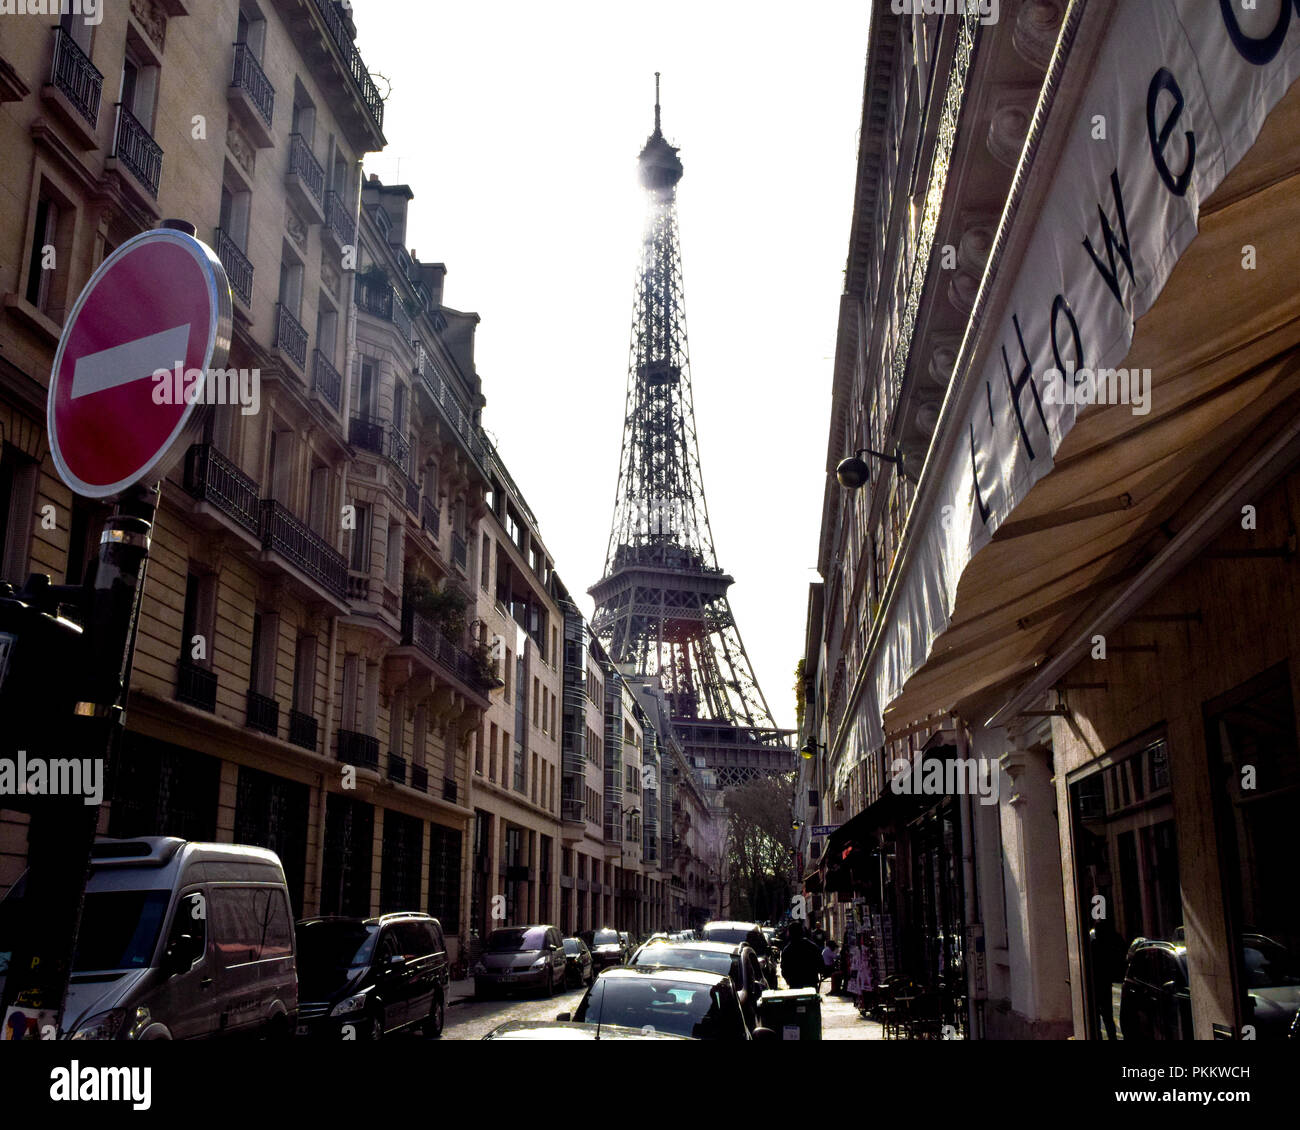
[816,984,885,1041]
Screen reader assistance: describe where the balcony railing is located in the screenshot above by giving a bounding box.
[111,103,163,197]
[183,444,260,535]
[176,660,217,712]
[391,293,413,342]
[287,131,325,205]
[349,414,385,455]
[562,798,586,824]
[387,753,407,784]
[388,427,410,476]
[324,190,355,246]
[215,228,253,307]
[246,690,279,736]
[288,709,318,751]
[260,499,347,598]
[410,764,428,793]
[417,364,488,473]
[421,497,440,537]
[451,531,467,571]
[337,729,379,770]
[50,26,102,129]
[312,349,342,411]
[311,0,385,131]
[401,603,492,692]
[355,277,393,320]
[275,303,308,369]
[405,477,420,515]
[231,41,274,127]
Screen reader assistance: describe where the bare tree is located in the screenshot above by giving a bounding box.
[724,775,795,922]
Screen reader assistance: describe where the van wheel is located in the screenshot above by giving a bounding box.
[423,991,445,1039]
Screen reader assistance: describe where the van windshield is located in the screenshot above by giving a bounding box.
[73,890,171,971]
[295,921,378,998]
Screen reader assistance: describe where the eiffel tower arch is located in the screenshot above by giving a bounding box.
[590,78,792,786]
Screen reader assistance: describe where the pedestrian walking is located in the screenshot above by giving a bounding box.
[780,921,824,990]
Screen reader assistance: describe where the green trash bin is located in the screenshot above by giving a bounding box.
[758,988,822,1040]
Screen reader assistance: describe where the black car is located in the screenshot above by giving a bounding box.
[562,936,595,988]
[584,927,628,972]
[295,913,448,1039]
[474,925,569,997]
[558,966,768,1040]
[627,939,768,1032]
[701,920,777,990]
[1120,934,1300,1040]
[483,1020,690,1040]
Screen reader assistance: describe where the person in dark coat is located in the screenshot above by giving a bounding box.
[781,922,824,989]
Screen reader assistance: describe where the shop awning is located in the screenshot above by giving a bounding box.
[834,1,1300,788]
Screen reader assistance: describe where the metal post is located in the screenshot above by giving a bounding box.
[0,483,156,1038]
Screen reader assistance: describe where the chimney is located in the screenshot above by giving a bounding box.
[412,261,447,308]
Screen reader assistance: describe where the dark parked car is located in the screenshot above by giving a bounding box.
[628,938,768,1031]
[584,927,628,972]
[1120,934,1300,1040]
[558,966,771,1040]
[562,936,595,988]
[701,920,777,990]
[295,913,448,1039]
[483,1019,690,1040]
[474,925,568,998]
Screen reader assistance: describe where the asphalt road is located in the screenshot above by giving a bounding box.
[443,982,590,1041]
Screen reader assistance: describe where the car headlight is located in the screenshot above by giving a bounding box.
[70,1008,128,1040]
[531,956,548,968]
[330,991,370,1017]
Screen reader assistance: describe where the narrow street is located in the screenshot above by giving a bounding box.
[443,981,588,1041]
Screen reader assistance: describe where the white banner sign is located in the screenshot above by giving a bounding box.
[841,0,1300,790]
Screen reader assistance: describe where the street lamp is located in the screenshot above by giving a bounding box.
[835,446,905,490]
[800,736,825,760]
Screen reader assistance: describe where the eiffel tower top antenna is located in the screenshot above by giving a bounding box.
[654,72,661,135]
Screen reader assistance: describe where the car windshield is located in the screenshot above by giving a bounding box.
[576,977,741,1039]
[592,929,620,945]
[702,926,752,945]
[632,946,733,978]
[489,927,548,952]
[295,920,378,997]
[71,890,172,972]
[563,939,583,955]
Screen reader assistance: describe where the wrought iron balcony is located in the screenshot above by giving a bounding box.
[392,293,413,343]
[215,228,253,307]
[230,41,274,128]
[311,0,385,131]
[260,499,347,599]
[111,103,163,197]
[401,603,493,692]
[443,778,458,804]
[184,444,260,535]
[410,764,428,793]
[417,364,489,475]
[562,798,586,824]
[388,427,410,476]
[289,709,318,751]
[275,303,308,369]
[49,26,102,130]
[312,349,342,411]
[287,132,325,206]
[421,497,440,537]
[337,729,379,770]
[387,753,407,784]
[451,531,467,571]
[246,690,279,736]
[176,660,217,712]
[405,477,420,515]
[324,190,355,247]
[355,277,394,320]
[349,414,385,455]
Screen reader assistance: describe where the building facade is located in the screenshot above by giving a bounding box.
[804,0,1300,1041]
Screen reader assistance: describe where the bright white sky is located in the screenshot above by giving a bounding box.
[351,1,868,729]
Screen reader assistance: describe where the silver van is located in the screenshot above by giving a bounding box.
[0,836,297,1039]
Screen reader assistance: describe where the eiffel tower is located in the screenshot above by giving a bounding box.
[590,78,792,788]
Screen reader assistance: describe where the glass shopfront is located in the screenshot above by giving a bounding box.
[1069,736,1182,1040]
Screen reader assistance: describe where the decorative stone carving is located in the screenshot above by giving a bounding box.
[226,123,255,176]
[130,0,167,52]
[321,259,341,298]
[947,268,980,315]
[1013,0,1067,71]
[286,208,308,249]
[986,89,1037,168]
[956,215,996,275]
[927,334,962,389]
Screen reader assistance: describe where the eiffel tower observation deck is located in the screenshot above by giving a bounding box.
[590,78,792,787]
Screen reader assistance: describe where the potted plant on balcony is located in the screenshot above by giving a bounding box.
[468,639,502,689]
[404,574,468,639]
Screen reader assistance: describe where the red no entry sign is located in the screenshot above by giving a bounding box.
[47,227,232,498]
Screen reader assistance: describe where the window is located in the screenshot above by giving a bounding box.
[236,2,267,60]
[489,723,498,782]
[315,300,338,365]
[209,887,292,965]
[308,464,330,533]
[291,81,316,147]
[531,753,538,804]
[119,35,159,133]
[0,442,38,582]
[513,656,527,792]
[249,611,278,697]
[292,635,316,714]
[25,192,60,316]
[428,824,461,934]
[385,519,401,587]
[181,571,217,668]
[60,8,94,53]
[474,726,483,775]
[219,180,251,253]
[390,691,405,758]
[340,653,360,730]
[480,533,491,590]
[266,426,292,501]
[393,382,406,431]
[533,678,540,727]
[349,503,370,572]
[412,704,427,769]
[278,250,304,320]
[358,359,376,418]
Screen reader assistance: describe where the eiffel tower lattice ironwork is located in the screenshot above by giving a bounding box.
[590,78,792,787]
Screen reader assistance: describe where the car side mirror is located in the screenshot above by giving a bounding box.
[388,954,406,969]
[555,1012,571,1023]
[751,1026,778,1041]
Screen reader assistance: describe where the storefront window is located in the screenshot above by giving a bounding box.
[1205,664,1300,1040]
[1069,736,1181,1039]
